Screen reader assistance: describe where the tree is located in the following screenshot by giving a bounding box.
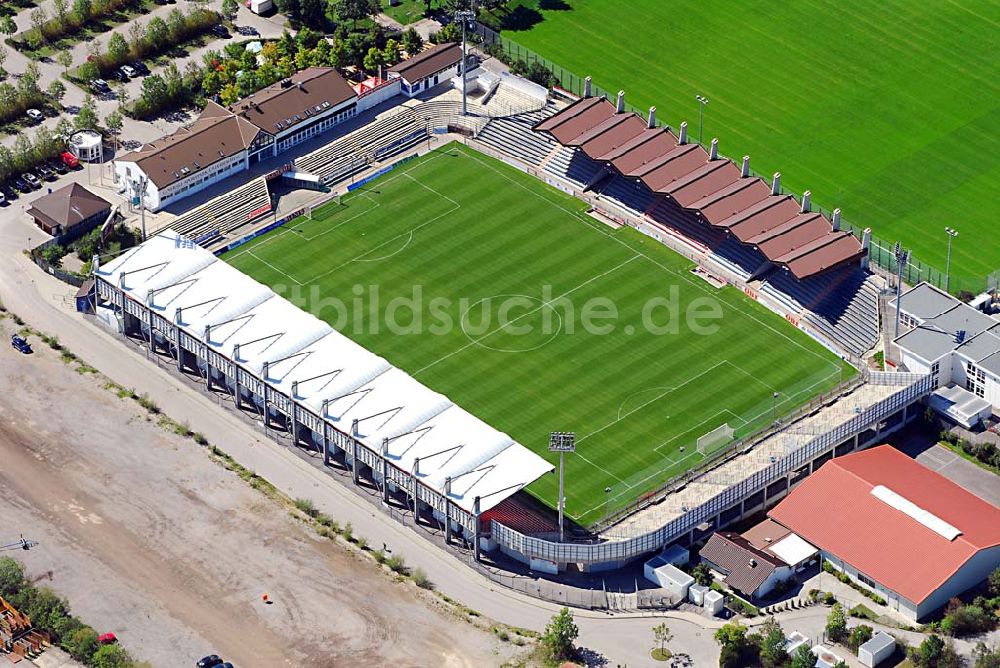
[64,626,99,662]
[915,634,945,667]
[989,566,1000,597]
[219,81,239,106]
[973,642,1000,668]
[116,86,129,111]
[222,0,239,22]
[541,607,578,661]
[73,0,92,23]
[791,643,816,668]
[825,602,847,643]
[0,16,17,38]
[362,46,384,73]
[53,0,70,24]
[848,624,874,653]
[333,0,380,30]
[692,562,713,586]
[382,38,401,66]
[402,27,422,57]
[0,46,7,77]
[54,118,74,143]
[166,7,186,43]
[0,557,25,601]
[56,49,74,74]
[297,0,326,29]
[108,32,129,64]
[758,617,787,668]
[127,20,144,57]
[715,621,751,668]
[30,8,49,41]
[652,622,673,657]
[47,79,66,102]
[91,643,134,668]
[105,110,123,152]
[147,16,169,50]
[75,94,99,130]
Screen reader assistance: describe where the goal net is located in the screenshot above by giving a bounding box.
[696,423,735,455]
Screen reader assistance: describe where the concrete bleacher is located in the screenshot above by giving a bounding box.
[480,497,558,536]
[764,269,880,357]
[544,146,604,188]
[476,102,561,166]
[168,176,271,245]
[295,108,426,185]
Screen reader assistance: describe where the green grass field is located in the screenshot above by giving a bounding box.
[224,145,852,526]
[498,0,1000,292]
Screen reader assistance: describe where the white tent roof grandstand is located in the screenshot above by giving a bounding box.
[95,230,553,514]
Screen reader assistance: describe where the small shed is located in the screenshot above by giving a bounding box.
[660,543,690,567]
[387,42,463,96]
[703,590,724,615]
[26,183,111,241]
[859,632,895,667]
[69,130,103,162]
[643,556,693,599]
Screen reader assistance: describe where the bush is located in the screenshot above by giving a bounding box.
[355,536,367,551]
[136,393,159,414]
[848,624,873,652]
[386,554,407,574]
[294,498,318,518]
[412,568,432,589]
[192,432,208,445]
[341,522,353,542]
[941,601,995,637]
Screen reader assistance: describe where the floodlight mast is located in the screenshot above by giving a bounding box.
[456,9,476,116]
[893,241,911,339]
[944,227,958,293]
[549,431,575,542]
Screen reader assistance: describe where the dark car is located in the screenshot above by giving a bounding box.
[0,184,16,201]
[196,656,223,668]
[131,61,150,76]
[35,163,54,180]
[92,78,111,93]
[12,177,31,193]
[48,158,68,174]
[210,24,229,38]
[21,173,40,189]
[111,69,129,82]
[11,335,32,354]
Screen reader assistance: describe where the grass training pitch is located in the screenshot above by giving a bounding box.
[225,145,853,525]
[500,0,999,290]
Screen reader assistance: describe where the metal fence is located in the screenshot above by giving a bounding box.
[491,372,932,566]
[473,23,999,297]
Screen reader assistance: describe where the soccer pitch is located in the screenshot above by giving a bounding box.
[500,0,1000,290]
[225,145,853,526]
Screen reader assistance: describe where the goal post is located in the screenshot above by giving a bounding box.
[696,423,735,456]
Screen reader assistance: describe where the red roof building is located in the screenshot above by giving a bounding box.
[768,445,1000,621]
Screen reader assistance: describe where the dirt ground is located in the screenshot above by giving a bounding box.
[0,320,518,668]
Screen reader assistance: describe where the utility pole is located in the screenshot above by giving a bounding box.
[696,95,709,145]
[549,432,575,542]
[893,242,910,339]
[0,536,38,552]
[456,8,476,116]
[944,227,958,293]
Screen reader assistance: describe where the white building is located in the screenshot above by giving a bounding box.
[892,282,1000,417]
[114,68,359,211]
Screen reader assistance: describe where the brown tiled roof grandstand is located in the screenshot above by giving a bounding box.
[534,95,865,279]
[388,42,462,83]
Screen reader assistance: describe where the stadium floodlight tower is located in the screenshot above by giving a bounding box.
[893,242,911,339]
[455,8,477,116]
[549,431,575,542]
[944,227,959,292]
[695,95,709,144]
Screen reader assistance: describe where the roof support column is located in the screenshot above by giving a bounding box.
[382,438,391,505]
[473,496,482,562]
[322,400,331,467]
[174,319,183,372]
[412,458,421,526]
[351,437,360,485]
[861,228,871,270]
[289,386,300,448]
[444,477,453,546]
[231,344,242,411]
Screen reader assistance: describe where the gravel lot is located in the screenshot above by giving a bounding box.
[0,319,516,667]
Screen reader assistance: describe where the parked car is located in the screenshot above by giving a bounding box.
[0,184,15,201]
[61,151,80,169]
[11,335,32,354]
[92,78,111,93]
[131,61,150,75]
[111,69,129,82]
[97,632,117,644]
[120,64,137,78]
[12,177,31,193]
[48,158,68,174]
[35,163,54,180]
[26,108,44,123]
[196,656,223,668]
[0,191,5,206]
[21,173,40,189]
[210,24,229,38]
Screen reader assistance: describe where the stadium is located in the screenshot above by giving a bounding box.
[90,49,938,578]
